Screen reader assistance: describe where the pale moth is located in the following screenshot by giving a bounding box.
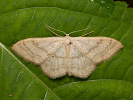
[12,25,123,79]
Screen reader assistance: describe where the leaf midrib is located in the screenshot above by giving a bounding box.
[0,42,61,100]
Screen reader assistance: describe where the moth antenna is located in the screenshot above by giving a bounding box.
[69,27,90,35]
[79,31,94,37]
[45,24,66,35]
[45,25,62,37]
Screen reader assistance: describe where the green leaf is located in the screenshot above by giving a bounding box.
[0,0,133,100]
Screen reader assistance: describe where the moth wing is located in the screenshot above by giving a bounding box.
[12,37,68,78]
[69,37,123,78]
[40,45,68,78]
[68,43,96,78]
[12,37,63,65]
[72,37,123,64]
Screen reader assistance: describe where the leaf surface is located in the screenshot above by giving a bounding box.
[0,0,133,100]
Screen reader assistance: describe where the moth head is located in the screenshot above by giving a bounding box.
[65,34,70,37]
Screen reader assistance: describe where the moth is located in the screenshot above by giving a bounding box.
[12,25,123,79]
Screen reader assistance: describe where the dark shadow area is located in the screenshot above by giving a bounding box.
[114,0,133,7]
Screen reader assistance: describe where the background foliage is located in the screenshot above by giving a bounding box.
[0,0,133,100]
